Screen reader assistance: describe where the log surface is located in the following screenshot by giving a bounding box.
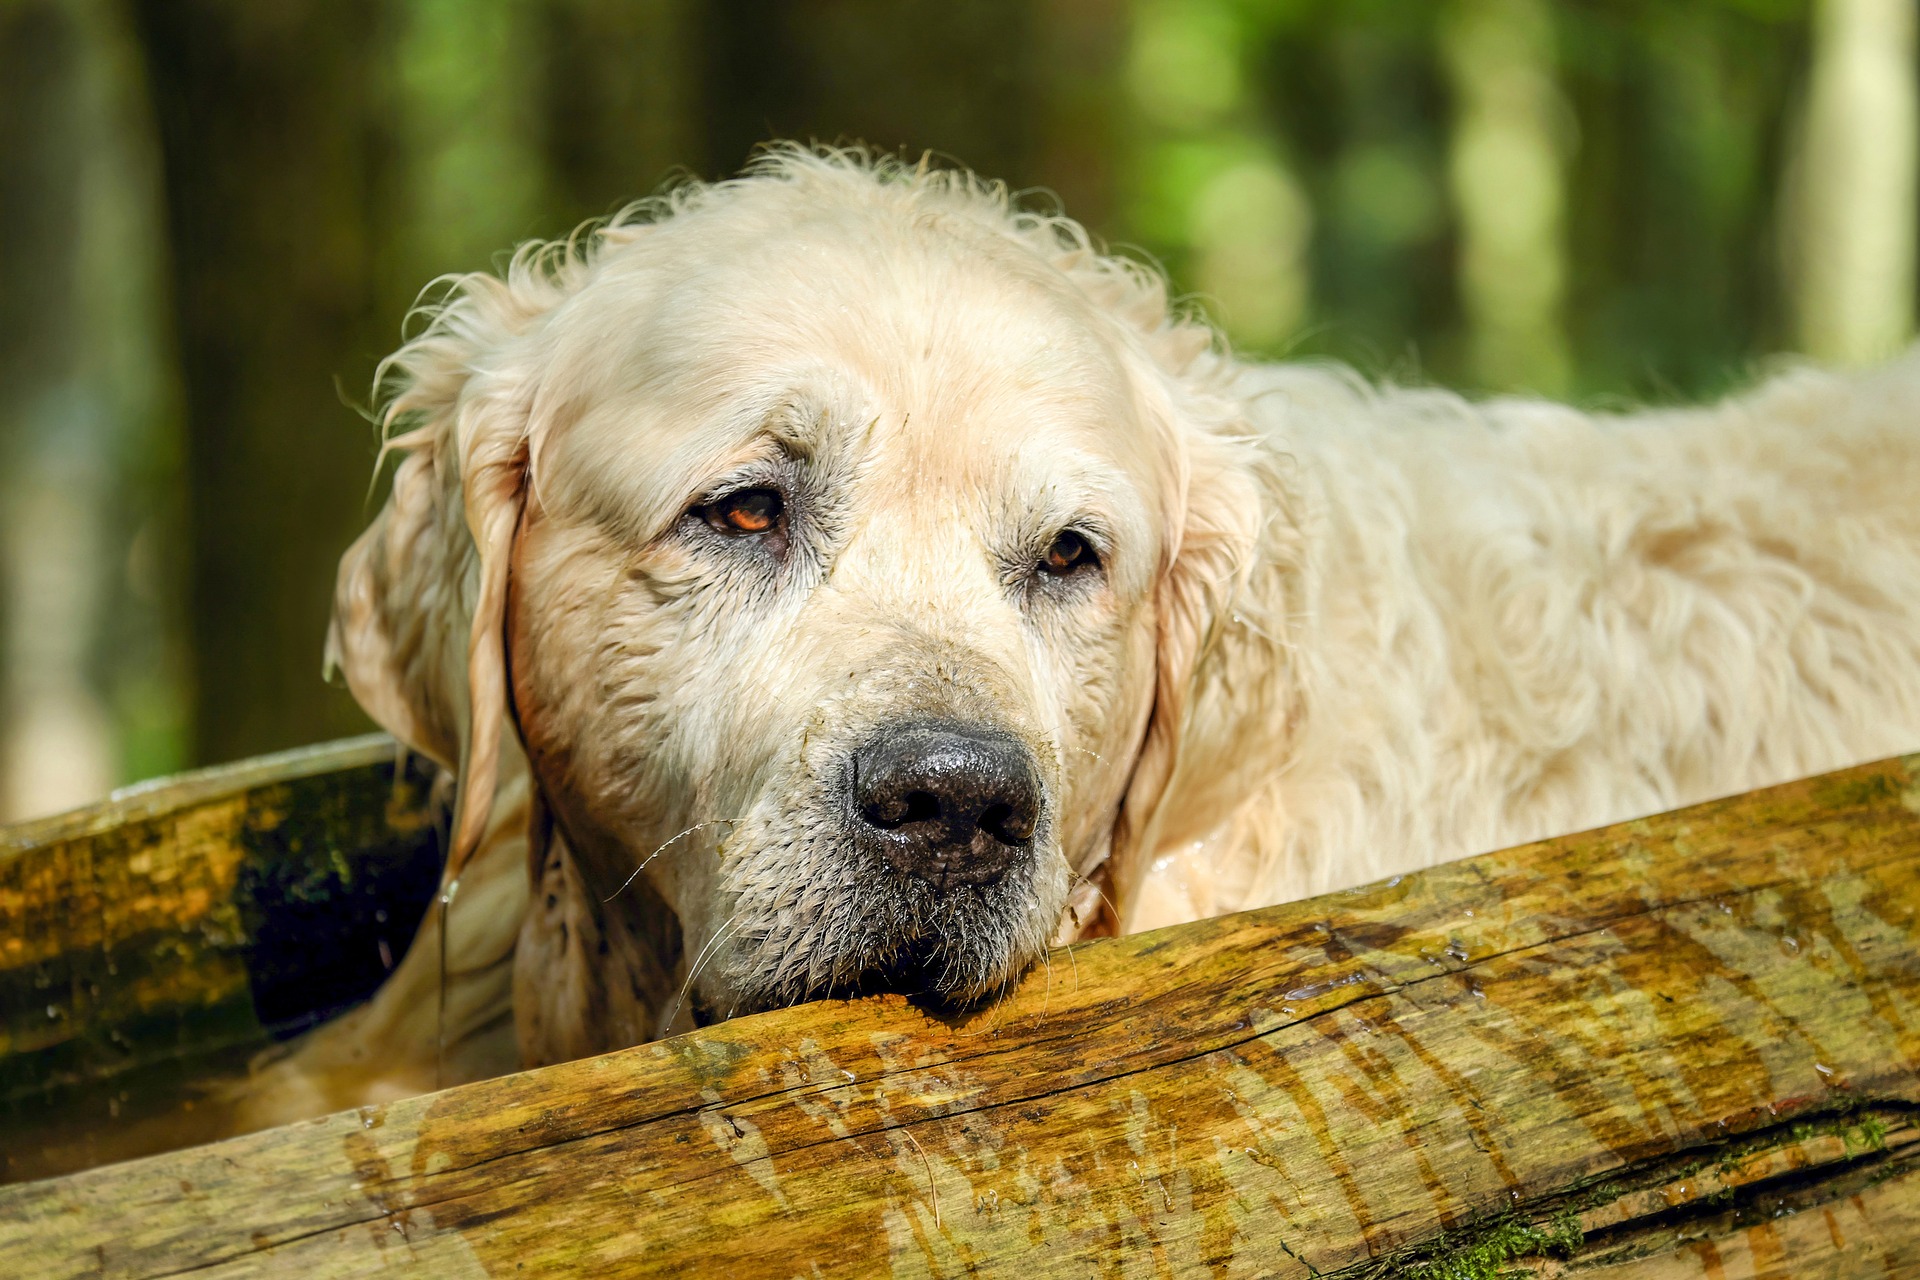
[5,754,1920,1277]
[0,736,442,1181]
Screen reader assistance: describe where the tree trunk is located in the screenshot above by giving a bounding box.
[697,0,1040,183]
[1440,0,1572,395]
[1788,0,1919,366]
[129,0,390,766]
[538,0,698,221]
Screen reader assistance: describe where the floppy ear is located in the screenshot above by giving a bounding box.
[326,440,467,770]
[1011,217,1276,935]
[443,402,532,884]
[326,273,546,889]
[1104,401,1265,932]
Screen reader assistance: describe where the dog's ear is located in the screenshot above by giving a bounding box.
[326,442,466,770]
[1021,225,1279,933]
[1105,389,1267,931]
[327,272,550,886]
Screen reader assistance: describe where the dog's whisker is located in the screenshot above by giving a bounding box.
[664,910,748,1034]
[433,872,464,1093]
[603,818,746,903]
[960,967,1018,1040]
[1068,866,1124,933]
[899,1126,939,1228]
[988,973,1017,1034]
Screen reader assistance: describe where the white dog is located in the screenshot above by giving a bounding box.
[242,147,1920,1126]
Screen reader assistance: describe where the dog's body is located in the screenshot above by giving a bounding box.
[235,150,1920,1130]
[1129,357,1920,931]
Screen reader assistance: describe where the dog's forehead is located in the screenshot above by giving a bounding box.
[679,208,1128,395]
[543,203,1167,538]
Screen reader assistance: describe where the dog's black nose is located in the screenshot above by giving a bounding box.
[852,722,1040,888]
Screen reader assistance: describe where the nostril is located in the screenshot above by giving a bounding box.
[977,802,1033,847]
[850,721,1042,886]
[864,789,942,830]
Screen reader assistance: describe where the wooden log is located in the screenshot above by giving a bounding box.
[0,736,442,1182]
[3,753,1919,1276]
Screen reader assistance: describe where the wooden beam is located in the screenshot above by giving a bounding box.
[5,753,1918,1275]
[0,736,441,1182]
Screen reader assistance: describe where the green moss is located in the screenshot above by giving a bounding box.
[1813,771,1899,810]
[1844,1114,1888,1156]
[1385,1112,1896,1280]
[1783,1109,1889,1158]
[1396,1212,1583,1280]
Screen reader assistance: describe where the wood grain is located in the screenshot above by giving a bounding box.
[0,736,442,1181]
[4,753,1919,1276]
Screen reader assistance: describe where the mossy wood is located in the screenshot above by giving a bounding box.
[0,736,443,1181]
[3,750,1920,1276]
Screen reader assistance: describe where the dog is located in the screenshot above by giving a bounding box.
[237,146,1920,1128]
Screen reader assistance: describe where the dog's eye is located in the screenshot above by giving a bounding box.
[1040,529,1098,576]
[704,487,783,536]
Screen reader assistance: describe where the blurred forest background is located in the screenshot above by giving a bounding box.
[0,0,1914,820]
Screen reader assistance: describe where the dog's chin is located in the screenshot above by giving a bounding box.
[708,930,1030,1019]
[705,942,1031,1022]
[700,868,1064,1020]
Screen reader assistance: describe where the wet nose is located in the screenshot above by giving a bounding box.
[852,721,1040,888]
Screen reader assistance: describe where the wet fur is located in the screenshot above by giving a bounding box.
[233,148,1920,1130]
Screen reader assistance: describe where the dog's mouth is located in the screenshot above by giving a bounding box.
[826,933,952,1000]
[707,888,1047,1018]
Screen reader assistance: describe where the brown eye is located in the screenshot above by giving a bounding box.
[706,487,783,535]
[1041,529,1097,576]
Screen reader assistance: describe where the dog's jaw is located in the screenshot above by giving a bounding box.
[707,792,1072,1017]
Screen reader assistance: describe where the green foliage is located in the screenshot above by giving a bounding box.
[1119,0,1838,401]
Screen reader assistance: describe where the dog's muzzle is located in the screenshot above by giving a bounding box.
[849,719,1040,890]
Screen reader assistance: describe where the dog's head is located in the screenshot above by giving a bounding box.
[329,150,1265,1024]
